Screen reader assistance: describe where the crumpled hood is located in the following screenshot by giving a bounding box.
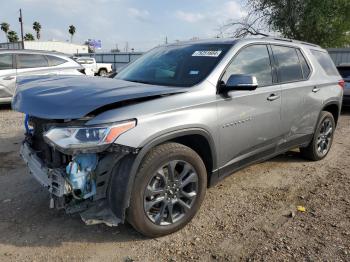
[12,75,186,119]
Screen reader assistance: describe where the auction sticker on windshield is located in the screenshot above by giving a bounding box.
[192,50,222,57]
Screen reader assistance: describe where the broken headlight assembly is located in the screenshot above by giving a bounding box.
[43,120,136,154]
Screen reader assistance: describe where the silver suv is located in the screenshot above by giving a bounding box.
[13,38,343,237]
[0,49,84,104]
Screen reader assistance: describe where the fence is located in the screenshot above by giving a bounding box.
[75,52,144,72]
[327,48,350,66]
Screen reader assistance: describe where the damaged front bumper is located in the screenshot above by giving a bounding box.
[20,141,125,226]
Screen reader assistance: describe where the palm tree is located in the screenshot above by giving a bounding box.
[68,25,76,43]
[24,33,35,41]
[33,21,41,40]
[7,31,18,43]
[1,22,10,42]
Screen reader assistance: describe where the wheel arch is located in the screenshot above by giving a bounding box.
[109,128,217,222]
[322,101,340,126]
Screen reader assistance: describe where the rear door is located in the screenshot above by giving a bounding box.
[16,53,58,78]
[0,53,16,102]
[217,44,282,175]
[271,45,320,145]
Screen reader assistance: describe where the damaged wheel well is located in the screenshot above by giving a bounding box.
[113,130,216,222]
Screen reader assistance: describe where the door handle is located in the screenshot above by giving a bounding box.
[267,94,280,101]
[312,87,320,93]
[3,76,15,81]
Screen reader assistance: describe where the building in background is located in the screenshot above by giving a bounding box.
[0,41,88,55]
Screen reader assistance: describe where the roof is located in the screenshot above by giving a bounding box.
[0,49,69,57]
[166,37,321,49]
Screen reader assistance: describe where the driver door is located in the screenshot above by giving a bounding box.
[217,44,282,176]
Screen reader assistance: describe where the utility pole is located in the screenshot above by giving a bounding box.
[19,9,24,49]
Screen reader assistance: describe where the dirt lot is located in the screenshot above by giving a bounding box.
[0,105,349,262]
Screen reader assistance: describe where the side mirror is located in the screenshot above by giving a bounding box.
[219,74,258,93]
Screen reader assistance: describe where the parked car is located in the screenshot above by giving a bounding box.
[13,38,343,237]
[0,50,84,104]
[336,64,350,106]
[74,57,113,76]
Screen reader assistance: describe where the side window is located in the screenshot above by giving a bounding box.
[222,45,273,87]
[296,49,311,79]
[311,50,339,76]
[271,45,303,83]
[0,54,13,70]
[46,55,66,66]
[17,54,49,69]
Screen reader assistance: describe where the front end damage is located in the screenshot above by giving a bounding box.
[20,116,137,226]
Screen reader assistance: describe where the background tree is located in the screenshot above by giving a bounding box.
[68,25,76,43]
[221,0,350,48]
[1,22,10,42]
[24,33,35,41]
[33,21,41,40]
[7,31,19,43]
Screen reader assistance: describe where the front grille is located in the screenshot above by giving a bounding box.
[26,117,71,168]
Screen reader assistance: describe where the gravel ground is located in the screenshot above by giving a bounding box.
[0,105,349,262]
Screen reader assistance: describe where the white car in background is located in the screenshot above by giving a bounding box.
[0,50,84,104]
[74,57,113,77]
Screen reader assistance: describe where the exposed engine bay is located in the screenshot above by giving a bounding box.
[20,116,135,226]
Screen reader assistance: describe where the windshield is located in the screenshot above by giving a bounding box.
[115,43,232,87]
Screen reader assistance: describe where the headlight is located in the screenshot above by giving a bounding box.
[43,120,136,153]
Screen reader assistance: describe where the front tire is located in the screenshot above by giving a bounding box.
[127,143,207,237]
[300,111,335,161]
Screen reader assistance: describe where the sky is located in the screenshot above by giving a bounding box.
[0,0,247,52]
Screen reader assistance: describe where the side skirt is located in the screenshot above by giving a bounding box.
[209,134,313,187]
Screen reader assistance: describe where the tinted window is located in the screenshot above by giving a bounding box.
[116,44,231,87]
[272,45,303,82]
[0,54,13,70]
[337,67,350,79]
[296,49,311,79]
[222,45,272,86]
[17,54,49,69]
[77,58,94,64]
[311,50,339,76]
[46,55,66,66]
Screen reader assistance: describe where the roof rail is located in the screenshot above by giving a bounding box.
[262,36,320,48]
[262,36,293,42]
[298,41,319,48]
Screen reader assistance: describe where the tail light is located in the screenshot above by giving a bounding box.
[338,79,345,89]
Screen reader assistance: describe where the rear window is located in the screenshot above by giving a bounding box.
[46,55,66,66]
[296,49,311,79]
[337,67,350,79]
[17,54,49,68]
[311,50,339,76]
[77,58,94,64]
[0,54,13,70]
[271,45,303,82]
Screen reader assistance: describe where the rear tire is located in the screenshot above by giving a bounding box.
[98,69,108,77]
[127,143,207,237]
[300,111,335,161]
